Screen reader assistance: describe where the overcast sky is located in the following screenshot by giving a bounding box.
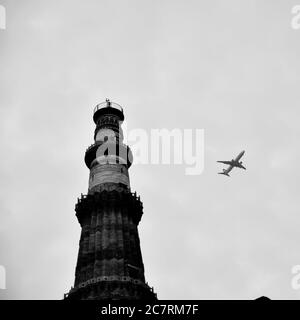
[1,0,300,300]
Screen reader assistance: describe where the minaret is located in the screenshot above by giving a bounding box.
[65,100,156,300]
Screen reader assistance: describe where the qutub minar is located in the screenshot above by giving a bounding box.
[65,100,157,300]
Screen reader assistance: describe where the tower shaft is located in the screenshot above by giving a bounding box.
[65,100,156,300]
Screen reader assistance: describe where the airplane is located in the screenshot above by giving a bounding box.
[217,150,246,177]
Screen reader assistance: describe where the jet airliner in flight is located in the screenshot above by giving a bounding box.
[217,150,246,177]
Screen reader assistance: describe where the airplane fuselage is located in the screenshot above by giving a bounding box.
[217,150,246,176]
[231,150,245,167]
[235,150,245,161]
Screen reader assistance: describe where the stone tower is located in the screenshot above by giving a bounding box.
[65,100,156,300]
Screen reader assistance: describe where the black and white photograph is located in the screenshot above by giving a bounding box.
[1,0,300,313]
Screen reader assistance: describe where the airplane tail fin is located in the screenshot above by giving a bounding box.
[218,172,230,177]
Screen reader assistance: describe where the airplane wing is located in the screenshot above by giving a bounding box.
[217,160,233,165]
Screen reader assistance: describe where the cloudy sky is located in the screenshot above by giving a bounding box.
[1,0,300,300]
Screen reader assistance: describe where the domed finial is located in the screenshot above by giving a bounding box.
[105,98,111,107]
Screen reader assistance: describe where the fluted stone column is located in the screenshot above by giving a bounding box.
[65,100,156,300]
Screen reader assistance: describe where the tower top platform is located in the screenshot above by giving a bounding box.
[93,99,124,123]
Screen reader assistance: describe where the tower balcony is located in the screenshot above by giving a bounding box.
[75,191,143,225]
[93,99,124,124]
[65,276,157,300]
[84,142,133,169]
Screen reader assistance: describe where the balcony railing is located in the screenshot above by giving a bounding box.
[93,99,123,114]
